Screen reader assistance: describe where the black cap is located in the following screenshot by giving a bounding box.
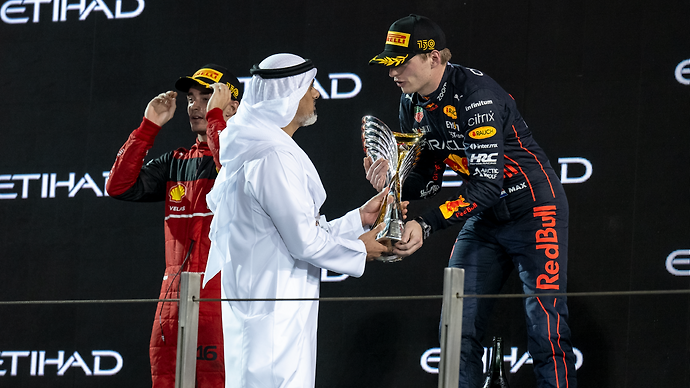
[369,14,446,67]
[175,64,243,101]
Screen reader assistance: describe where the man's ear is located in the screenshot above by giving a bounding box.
[223,100,240,120]
[429,50,443,68]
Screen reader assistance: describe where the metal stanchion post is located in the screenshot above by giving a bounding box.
[175,272,201,388]
[438,267,464,388]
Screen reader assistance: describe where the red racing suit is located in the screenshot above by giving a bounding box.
[106,108,227,388]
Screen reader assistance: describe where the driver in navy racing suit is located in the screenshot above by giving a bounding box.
[366,14,577,387]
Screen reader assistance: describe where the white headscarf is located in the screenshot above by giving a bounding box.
[204,54,318,286]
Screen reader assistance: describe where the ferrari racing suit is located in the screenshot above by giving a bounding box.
[106,108,228,388]
[400,63,577,388]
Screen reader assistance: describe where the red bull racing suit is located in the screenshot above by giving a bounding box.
[106,108,227,388]
[400,63,577,388]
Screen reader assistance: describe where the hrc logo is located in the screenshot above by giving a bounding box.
[386,31,410,47]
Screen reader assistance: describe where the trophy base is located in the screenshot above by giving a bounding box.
[375,237,403,262]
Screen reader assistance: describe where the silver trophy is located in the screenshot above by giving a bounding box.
[361,115,423,262]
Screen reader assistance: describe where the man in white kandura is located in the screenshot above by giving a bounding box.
[204,53,391,388]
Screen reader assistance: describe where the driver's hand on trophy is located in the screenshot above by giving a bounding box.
[359,187,391,227]
[363,156,389,191]
[401,200,410,220]
[359,223,390,261]
[393,220,423,257]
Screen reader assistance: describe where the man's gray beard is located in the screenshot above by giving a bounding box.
[301,112,318,127]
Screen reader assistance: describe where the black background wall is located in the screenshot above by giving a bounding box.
[1,1,689,387]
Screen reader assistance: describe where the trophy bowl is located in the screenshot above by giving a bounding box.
[361,115,423,262]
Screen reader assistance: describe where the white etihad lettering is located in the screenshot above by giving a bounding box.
[0,350,123,376]
[1,0,145,24]
[0,171,110,199]
[465,100,494,111]
[665,250,690,276]
[467,110,495,127]
[420,346,583,374]
[675,59,690,85]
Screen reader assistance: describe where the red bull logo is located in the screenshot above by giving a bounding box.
[534,205,560,290]
[440,195,471,219]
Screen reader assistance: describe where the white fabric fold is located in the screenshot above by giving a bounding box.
[202,53,367,388]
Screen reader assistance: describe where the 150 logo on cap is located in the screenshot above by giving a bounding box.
[386,31,410,47]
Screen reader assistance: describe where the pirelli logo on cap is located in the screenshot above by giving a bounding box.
[193,68,223,83]
[386,31,410,47]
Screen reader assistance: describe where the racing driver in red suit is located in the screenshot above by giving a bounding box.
[366,15,577,387]
[106,64,241,387]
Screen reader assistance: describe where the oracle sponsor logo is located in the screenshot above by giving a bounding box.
[675,59,690,85]
[0,172,110,199]
[1,0,144,24]
[0,350,123,377]
[420,346,583,374]
[666,250,690,276]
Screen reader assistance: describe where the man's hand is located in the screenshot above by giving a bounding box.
[358,223,390,261]
[363,156,390,191]
[207,83,233,116]
[144,91,177,127]
[359,187,390,227]
[392,220,424,257]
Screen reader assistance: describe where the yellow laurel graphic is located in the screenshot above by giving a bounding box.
[371,54,409,66]
[169,184,186,202]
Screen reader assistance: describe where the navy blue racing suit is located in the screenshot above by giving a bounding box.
[400,63,577,388]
